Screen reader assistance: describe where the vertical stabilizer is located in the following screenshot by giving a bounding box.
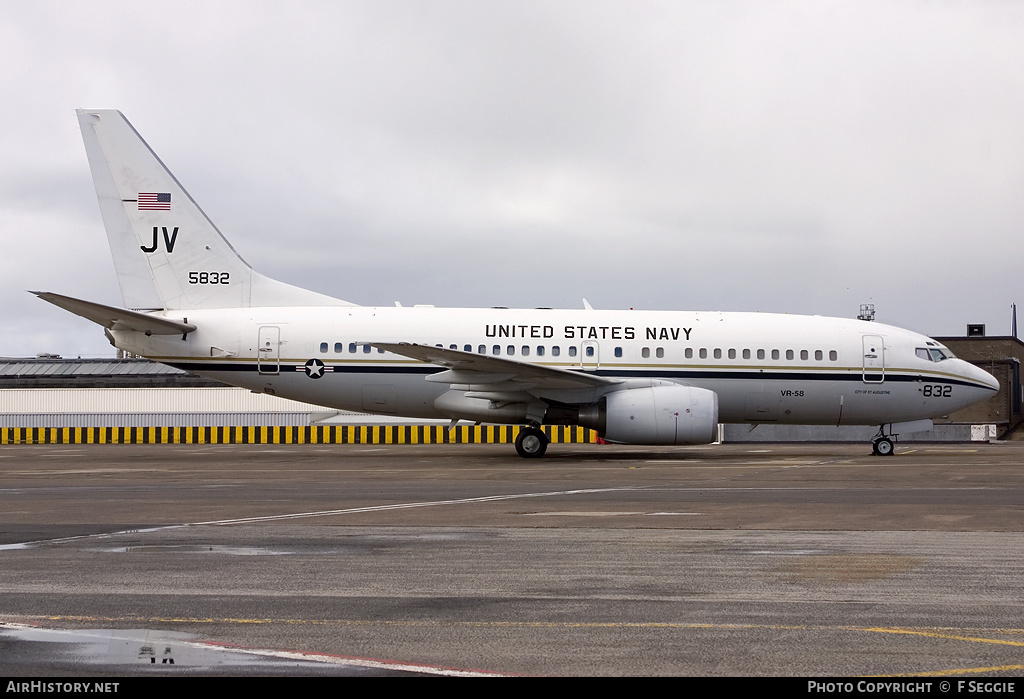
[76,109,351,310]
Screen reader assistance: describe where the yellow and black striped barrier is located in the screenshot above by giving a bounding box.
[0,424,599,445]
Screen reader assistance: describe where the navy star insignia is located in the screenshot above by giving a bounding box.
[300,358,330,379]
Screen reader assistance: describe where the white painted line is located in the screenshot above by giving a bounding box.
[0,524,186,550]
[195,487,630,526]
[526,511,642,517]
[1,487,634,547]
[198,641,511,676]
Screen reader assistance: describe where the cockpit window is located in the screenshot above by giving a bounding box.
[917,347,953,362]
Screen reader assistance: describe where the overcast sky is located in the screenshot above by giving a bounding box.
[3,1,1023,358]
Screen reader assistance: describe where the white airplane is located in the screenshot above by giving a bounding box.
[37,110,999,458]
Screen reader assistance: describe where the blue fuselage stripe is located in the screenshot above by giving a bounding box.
[165,361,988,390]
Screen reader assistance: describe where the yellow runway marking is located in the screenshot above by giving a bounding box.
[862,626,1024,647]
[869,664,1024,677]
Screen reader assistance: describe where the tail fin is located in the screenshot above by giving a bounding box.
[76,109,352,310]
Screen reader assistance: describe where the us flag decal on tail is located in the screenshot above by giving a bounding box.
[138,192,171,210]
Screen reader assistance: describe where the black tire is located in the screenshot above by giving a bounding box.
[515,427,549,458]
[872,437,894,456]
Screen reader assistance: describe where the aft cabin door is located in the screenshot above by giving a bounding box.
[862,334,884,383]
[258,326,281,375]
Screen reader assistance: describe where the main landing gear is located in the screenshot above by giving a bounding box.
[515,426,549,458]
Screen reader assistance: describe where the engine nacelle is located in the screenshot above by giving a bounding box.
[600,385,719,445]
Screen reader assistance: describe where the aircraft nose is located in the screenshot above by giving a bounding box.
[964,361,999,393]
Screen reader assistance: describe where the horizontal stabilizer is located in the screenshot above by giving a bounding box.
[32,292,196,336]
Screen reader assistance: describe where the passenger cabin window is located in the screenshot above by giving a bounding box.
[829,350,838,361]
[786,350,794,360]
[728,349,736,359]
[478,345,486,354]
[742,349,750,359]
[656,348,664,358]
[349,342,357,353]
[334,342,343,353]
[771,349,780,360]
[569,346,577,357]
[614,347,623,358]
[684,348,692,359]
[537,346,545,357]
[319,342,328,353]
[493,345,500,355]
[552,346,561,357]
[815,350,823,361]
[757,349,765,360]
[699,348,707,359]
[522,346,530,356]
[643,348,651,358]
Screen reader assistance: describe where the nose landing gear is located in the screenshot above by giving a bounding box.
[869,420,934,456]
[872,436,895,456]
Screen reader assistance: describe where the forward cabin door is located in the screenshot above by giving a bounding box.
[862,334,885,383]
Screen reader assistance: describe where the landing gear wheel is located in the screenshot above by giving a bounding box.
[515,427,549,459]
[872,437,894,456]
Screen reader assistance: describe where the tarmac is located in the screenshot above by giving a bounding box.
[1,440,1023,676]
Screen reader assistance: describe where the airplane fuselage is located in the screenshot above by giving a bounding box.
[112,305,998,428]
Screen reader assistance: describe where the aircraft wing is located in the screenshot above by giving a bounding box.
[371,342,622,390]
[33,292,196,336]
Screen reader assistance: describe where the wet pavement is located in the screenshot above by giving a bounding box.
[2,442,1023,676]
